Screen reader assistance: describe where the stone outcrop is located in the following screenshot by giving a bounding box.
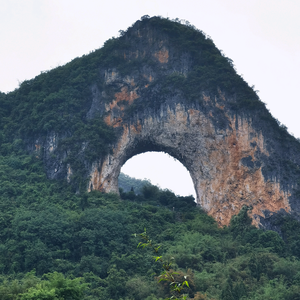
[34,17,300,227]
[87,71,291,226]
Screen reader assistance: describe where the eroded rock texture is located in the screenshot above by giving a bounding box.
[36,17,300,227]
[88,76,291,226]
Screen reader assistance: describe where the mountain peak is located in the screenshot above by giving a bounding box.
[2,16,300,227]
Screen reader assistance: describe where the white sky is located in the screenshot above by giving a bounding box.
[1,0,299,197]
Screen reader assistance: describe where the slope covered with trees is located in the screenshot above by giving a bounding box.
[0,149,299,299]
[118,172,151,194]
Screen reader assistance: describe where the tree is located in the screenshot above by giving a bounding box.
[20,272,87,300]
[136,229,190,300]
[229,206,253,239]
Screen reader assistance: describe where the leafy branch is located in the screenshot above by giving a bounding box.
[135,229,190,300]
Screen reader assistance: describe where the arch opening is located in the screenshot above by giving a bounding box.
[89,122,202,204]
[119,151,196,198]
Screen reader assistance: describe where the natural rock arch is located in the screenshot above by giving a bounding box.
[89,102,202,198]
[37,17,300,227]
[88,97,290,226]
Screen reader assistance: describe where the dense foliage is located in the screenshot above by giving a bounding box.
[0,147,300,299]
[145,17,262,109]
[118,172,151,194]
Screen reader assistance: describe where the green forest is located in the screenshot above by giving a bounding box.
[0,149,300,299]
[0,16,300,299]
[118,173,151,194]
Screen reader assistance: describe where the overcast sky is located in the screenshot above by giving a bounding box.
[1,0,299,197]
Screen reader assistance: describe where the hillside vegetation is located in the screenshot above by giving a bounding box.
[118,172,151,194]
[0,149,300,299]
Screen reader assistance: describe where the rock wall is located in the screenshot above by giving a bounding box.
[87,80,291,226]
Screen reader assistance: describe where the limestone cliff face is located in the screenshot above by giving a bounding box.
[87,75,291,226]
[32,17,300,228]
